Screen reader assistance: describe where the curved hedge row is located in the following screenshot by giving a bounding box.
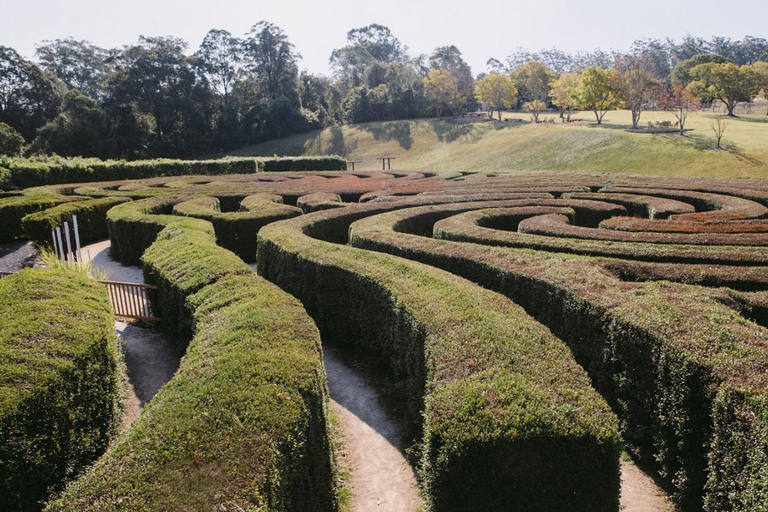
[50,216,335,512]
[0,269,122,512]
[173,196,300,262]
[0,193,86,243]
[347,203,768,510]
[21,197,131,246]
[296,192,345,213]
[257,212,622,512]
[433,207,768,265]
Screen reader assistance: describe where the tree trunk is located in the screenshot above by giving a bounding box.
[726,100,737,117]
[594,109,601,124]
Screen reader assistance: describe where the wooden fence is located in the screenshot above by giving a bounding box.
[101,280,158,321]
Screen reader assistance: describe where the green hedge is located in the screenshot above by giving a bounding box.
[21,197,131,246]
[173,196,301,262]
[0,194,86,243]
[141,218,252,346]
[257,213,621,512]
[2,157,263,189]
[0,269,122,512]
[106,197,187,266]
[49,224,334,511]
[1,156,348,188]
[261,156,346,172]
[347,202,768,510]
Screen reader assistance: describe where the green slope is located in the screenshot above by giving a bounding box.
[227,110,768,179]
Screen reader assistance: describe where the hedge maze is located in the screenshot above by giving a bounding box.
[2,166,768,511]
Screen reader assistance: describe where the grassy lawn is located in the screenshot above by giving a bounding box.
[227,109,768,179]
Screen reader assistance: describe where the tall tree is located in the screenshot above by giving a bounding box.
[423,70,464,117]
[670,54,731,87]
[657,84,700,135]
[107,36,214,156]
[510,61,555,105]
[0,46,63,141]
[689,62,762,116]
[35,38,112,99]
[195,29,242,100]
[550,74,582,122]
[429,45,474,104]
[475,72,517,120]
[575,66,618,124]
[242,22,300,103]
[610,56,660,129]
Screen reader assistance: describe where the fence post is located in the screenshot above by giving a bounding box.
[72,215,83,264]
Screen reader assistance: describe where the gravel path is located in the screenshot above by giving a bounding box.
[323,345,422,512]
[116,320,180,406]
[82,239,143,283]
[0,241,40,272]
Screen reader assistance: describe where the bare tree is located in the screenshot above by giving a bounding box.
[711,117,729,149]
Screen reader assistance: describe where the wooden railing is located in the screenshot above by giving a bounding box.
[0,271,13,279]
[100,280,159,322]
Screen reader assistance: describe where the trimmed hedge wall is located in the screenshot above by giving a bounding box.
[347,203,768,510]
[257,213,622,512]
[261,156,347,172]
[0,194,86,243]
[141,218,252,345]
[1,157,263,189]
[21,197,131,246]
[173,196,301,262]
[0,156,347,189]
[0,269,122,512]
[106,197,187,266]
[49,222,334,512]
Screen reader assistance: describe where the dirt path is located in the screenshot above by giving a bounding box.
[621,459,680,512]
[323,345,422,512]
[82,239,144,283]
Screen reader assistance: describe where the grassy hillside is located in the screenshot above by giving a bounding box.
[228,110,768,179]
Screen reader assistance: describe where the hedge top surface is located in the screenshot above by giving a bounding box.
[346,203,768,390]
[259,213,620,446]
[0,268,115,415]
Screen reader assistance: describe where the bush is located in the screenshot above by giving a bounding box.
[49,228,334,511]
[0,269,122,511]
[141,218,252,345]
[173,196,301,262]
[261,156,347,172]
[3,157,264,189]
[21,197,130,245]
[347,201,768,509]
[106,197,186,266]
[0,193,86,243]
[0,123,24,157]
[257,211,621,512]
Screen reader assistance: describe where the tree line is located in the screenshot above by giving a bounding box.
[1,26,768,159]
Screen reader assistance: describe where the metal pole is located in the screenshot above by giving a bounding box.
[56,227,65,261]
[72,215,83,264]
[64,221,73,263]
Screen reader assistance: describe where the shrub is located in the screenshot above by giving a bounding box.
[49,266,334,511]
[347,202,768,509]
[141,219,252,345]
[257,212,621,512]
[21,197,130,246]
[0,193,86,243]
[0,269,122,511]
[173,196,300,262]
[261,156,347,172]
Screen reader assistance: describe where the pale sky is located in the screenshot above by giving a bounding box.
[4,0,768,76]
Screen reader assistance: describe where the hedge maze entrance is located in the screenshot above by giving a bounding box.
[3,168,768,511]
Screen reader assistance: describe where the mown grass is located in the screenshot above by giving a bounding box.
[230,110,768,179]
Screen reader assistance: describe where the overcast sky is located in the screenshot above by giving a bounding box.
[5,0,768,76]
